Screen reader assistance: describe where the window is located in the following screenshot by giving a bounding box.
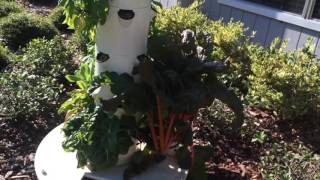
[218,0,320,31]
[312,0,320,19]
[245,0,320,19]
[246,0,306,14]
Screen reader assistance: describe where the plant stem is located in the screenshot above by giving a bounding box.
[165,113,176,146]
[147,112,159,152]
[156,96,165,154]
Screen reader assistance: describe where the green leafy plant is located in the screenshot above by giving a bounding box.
[62,107,134,170]
[86,28,244,178]
[59,0,110,40]
[252,131,267,144]
[247,38,320,120]
[150,1,252,97]
[61,2,245,178]
[59,61,97,115]
[0,0,23,18]
[49,6,72,32]
[0,13,58,50]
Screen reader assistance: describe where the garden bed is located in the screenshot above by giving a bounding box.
[0,1,319,180]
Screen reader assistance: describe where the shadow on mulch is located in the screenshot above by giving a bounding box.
[193,105,262,179]
[194,101,320,180]
[23,0,58,6]
[275,112,320,154]
[208,169,248,180]
[0,115,63,179]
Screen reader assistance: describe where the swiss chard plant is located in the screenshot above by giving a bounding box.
[66,28,244,178]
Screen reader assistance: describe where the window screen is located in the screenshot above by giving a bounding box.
[312,0,320,19]
[245,0,306,14]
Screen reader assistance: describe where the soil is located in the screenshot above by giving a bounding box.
[2,101,318,180]
[16,0,57,16]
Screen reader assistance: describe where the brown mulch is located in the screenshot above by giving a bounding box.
[16,0,57,16]
[0,116,62,180]
[193,103,320,180]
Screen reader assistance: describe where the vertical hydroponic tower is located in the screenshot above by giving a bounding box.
[94,0,153,99]
[96,0,152,74]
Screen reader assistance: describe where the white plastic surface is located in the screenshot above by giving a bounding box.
[95,53,140,74]
[95,0,153,75]
[110,0,151,9]
[35,124,188,180]
[96,8,151,56]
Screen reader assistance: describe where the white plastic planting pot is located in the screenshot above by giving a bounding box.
[96,0,153,75]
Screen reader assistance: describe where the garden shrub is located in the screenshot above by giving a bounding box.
[19,36,76,80]
[70,33,91,55]
[0,13,58,50]
[0,44,11,71]
[150,2,252,96]
[49,6,71,32]
[247,39,320,120]
[0,37,76,120]
[0,72,65,120]
[0,0,22,18]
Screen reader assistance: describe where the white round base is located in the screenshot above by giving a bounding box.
[35,124,188,180]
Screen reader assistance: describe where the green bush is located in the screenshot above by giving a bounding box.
[0,13,58,50]
[0,0,23,18]
[247,39,320,119]
[20,36,76,80]
[150,2,252,96]
[70,33,91,55]
[49,6,71,32]
[0,37,75,120]
[0,45,11,71]
[0,72,64,120]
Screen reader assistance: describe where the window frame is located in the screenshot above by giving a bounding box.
[217,0,320,32]
[302,0,317,18]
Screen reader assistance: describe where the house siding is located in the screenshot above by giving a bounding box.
[160,0,320,56]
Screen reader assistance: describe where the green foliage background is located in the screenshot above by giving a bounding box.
[0,13,58,50]
[247,39,320,119]
[0,37,75,120]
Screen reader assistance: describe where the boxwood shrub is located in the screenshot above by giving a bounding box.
[247,39,320,119]
[20,36,76,80]
[0,0,23,18]
[0,37,76,121]
[0,44,11,71]
[0,13,58,50]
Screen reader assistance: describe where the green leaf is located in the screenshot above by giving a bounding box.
[76,80,87,90]
[108,72,134,95]
[66,75,81,82]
